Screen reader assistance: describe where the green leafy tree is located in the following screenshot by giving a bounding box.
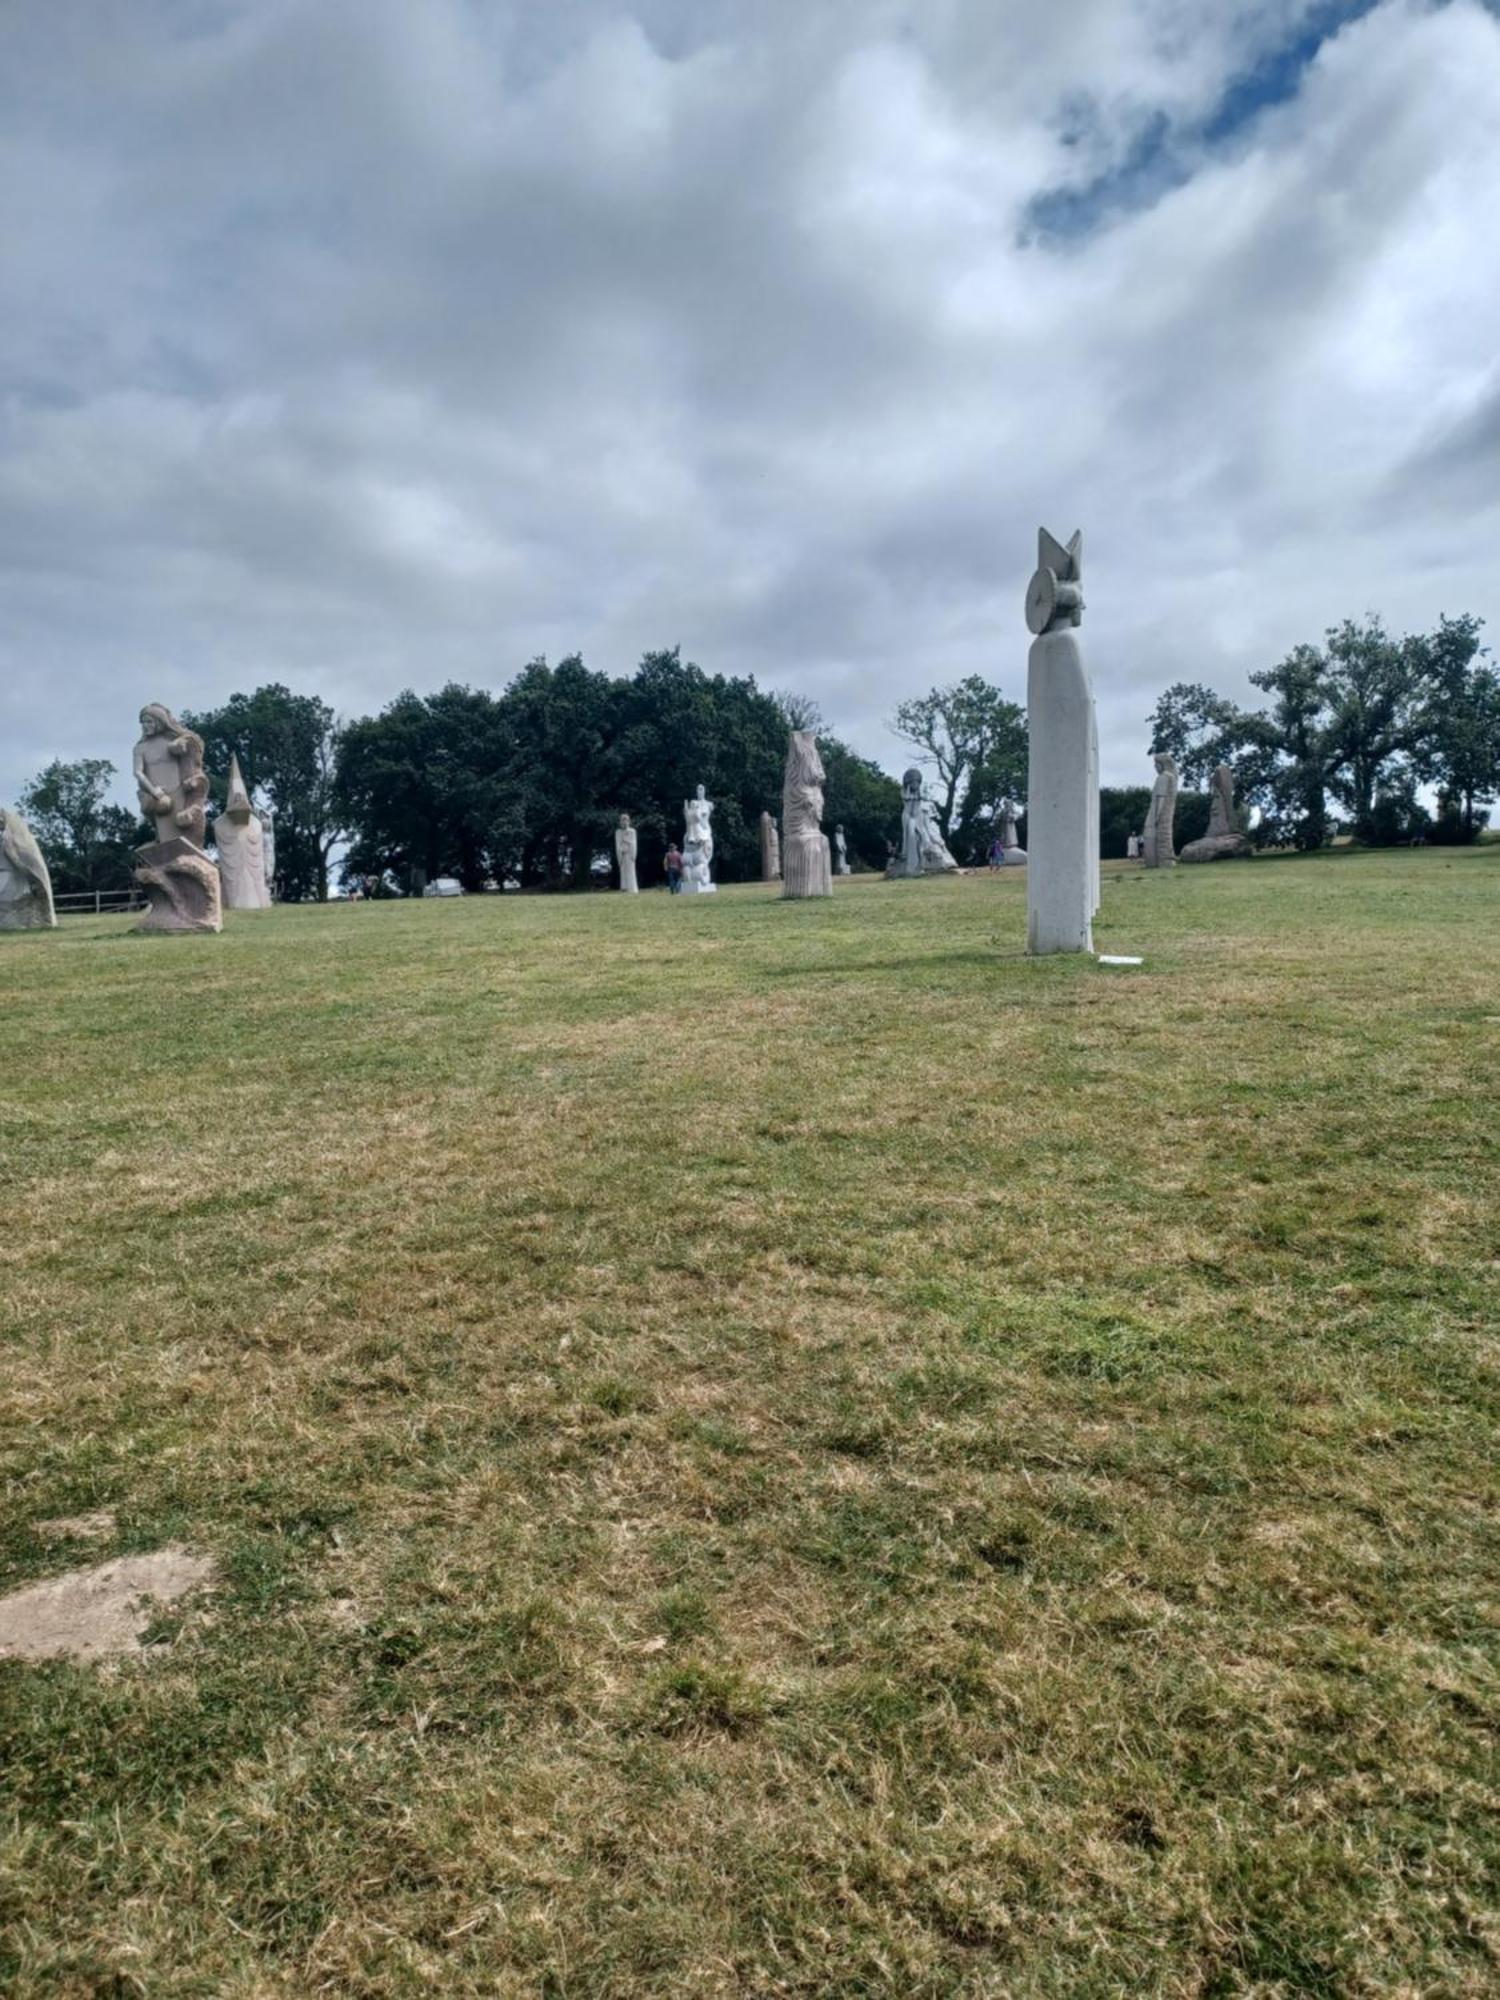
[1410,614,1497,841]
[1319,618,1426,842]
[186,684,346,900]
[890,676,1026,857]
[17,758,139,895]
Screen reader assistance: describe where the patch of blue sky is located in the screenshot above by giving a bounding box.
[1021,0,1385,243]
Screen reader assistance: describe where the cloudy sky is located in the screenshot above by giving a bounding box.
[3,0,1497,811]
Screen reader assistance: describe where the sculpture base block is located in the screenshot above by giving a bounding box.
[1180,834,1252,863]
[134,839,223,934]
[0,901,56,930]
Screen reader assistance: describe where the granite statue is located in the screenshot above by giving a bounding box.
[833,825,851,875]
[213,755,271,911]
[760,811,781,882]
[680,784,716,895]
[1142,751,1178,869]
[781,731,833,898]
[257,806,276,899]
[886,768,959,877]
[995,800,1026,865]
[1024,527,1095,953]
[1181,764,1253,862]
[0,807,56,929]
[615,812,639,892]
[131,703,222,934]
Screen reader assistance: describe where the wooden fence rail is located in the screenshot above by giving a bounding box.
[54,888,146,916]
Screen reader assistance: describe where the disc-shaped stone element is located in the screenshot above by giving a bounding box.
[1025,565,1059,635]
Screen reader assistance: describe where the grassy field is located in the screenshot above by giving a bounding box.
[2,848,1497,1997]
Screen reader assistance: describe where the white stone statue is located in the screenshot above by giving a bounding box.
[1142,751,1179,869]
[760,810,781,882]
[614,812,639,892]
[996,800,1026,865]
[131,703,222,934]
[213,755,271,911]
[680,784,716,894]
[781,731,833,899]
[833,825,851,876]
[886,769,959,878]
[1181,763,1252,862]
[1025,527,1096,953]
[1126,833,1140,860]
[0,806,56,929]
[256,806,276,899]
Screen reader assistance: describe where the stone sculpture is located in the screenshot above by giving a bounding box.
[1024,527,1096,954]
[886,769,960,877]
[680,784,716,894]
[760,811,781,882]
[995,800,1027,865]
[1142,751,1179,869]
[213,755,271,911]
[131,703,222,934]
[257,807,277,900]
[0,807,56,929]
[833,825,851,876]
[615,812,639,892]
[781,731,833,899]
[1181,764,1253,862]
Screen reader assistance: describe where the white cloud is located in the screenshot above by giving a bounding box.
[1,0,1496,809]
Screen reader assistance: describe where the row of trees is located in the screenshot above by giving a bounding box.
[15,613,1494,900]
[1151,614,1498,848]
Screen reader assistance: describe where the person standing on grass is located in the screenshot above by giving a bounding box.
[664,842,684,893]
[989,834,1004,872]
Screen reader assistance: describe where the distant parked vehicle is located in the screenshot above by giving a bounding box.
[422,877,464,898]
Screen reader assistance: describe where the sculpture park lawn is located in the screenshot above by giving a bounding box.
[2,846,1496,1997]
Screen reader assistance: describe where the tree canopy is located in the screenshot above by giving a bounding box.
[17,759,140,896]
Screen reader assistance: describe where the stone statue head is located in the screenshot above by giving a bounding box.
[139,702,186,739]
[618,811,631,827]
[901,767,924,800]
[786,730,825,790]
[1154,751,1176,776]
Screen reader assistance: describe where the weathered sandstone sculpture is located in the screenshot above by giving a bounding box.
[886,769,959,877]
[760,811,781,882]
[131,704,222,934]
[782,731,833,899]
[1025,528,1096,953]
[0,807,56,929]
[680,784,716,894]
[1181,764,1252,862]
[996,800,1026,865]
[257,807,277,899]
[615,812,639,892]
[833,825,851,876]
[213,756,271,911]
[1142,751,1179,869]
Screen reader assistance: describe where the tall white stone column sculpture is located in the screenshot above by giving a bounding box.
[131,704,222,934]
[0,807,57,929]
[781,731,833,899]
[213,755,271,910]
[1142,752,1179,868]
[833,826,851,876]
[760,811,781,882]
[257,806,277,900]
[680,784,716,894]
[1025,528,1096,955]
[614,812,639,892]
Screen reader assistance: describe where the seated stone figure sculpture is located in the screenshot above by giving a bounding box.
[132,703,222,934]
[886,769,959,877]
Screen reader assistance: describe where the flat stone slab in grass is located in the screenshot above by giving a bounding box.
[0,1548,216,1662]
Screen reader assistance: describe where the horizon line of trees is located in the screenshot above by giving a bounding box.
[12,613,1495,900]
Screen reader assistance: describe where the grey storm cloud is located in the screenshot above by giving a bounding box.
[2,0,1498,809]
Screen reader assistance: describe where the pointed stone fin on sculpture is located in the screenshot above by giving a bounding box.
[226,754,253,815]
[1038,527,1082,581]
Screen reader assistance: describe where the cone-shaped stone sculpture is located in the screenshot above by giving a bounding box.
[1025,528,1096,954]
[132,704,222,934]
[781,731,833,898]
[214,755,271,911]
[0,806,57,929]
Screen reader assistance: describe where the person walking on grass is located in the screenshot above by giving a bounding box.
[664,842,684,893]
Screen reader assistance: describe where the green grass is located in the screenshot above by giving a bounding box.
[2,849,1497,1996]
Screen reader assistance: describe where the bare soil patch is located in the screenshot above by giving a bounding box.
[0,1548,216,1661]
